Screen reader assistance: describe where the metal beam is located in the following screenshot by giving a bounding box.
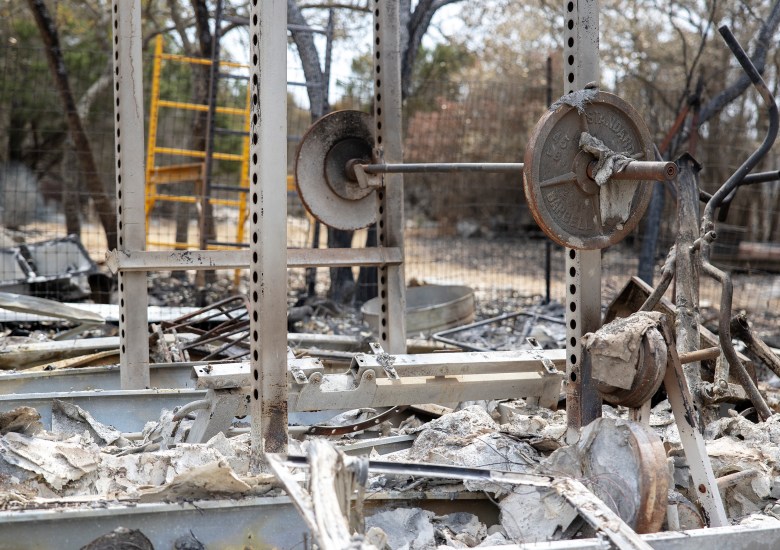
[0,389,205,433]
[0,492,496,550]
[0,493,776,550]
[0,363,193,394]
[374,1,407,353]
[0,389,350,433]
[112,0,150,390]
[514,523,780,549]
[105,247,403,272]
[248,0,288,469]
[564,0,603,441]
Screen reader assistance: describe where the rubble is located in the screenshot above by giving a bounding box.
[0,276,778,549]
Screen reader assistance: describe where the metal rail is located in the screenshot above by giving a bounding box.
[350,159,677,179]
[701,26,779,244]
[361,162,524,174]
[697,26,777,421]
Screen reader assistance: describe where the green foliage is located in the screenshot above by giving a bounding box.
[334,42,474,114]
[406,42,475,114]
[333,53,374,111]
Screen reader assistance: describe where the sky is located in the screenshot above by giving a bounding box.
[222,3,466,113]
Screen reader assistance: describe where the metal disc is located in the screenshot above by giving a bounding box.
[548,417,669,534]
[597,328,667,408]
[523,92,654,249]
[295,110,377,230]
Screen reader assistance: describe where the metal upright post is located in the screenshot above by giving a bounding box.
[248,0,288,471]
[112,0,150,389]
[374,1,407,353]
[564,0,602,441]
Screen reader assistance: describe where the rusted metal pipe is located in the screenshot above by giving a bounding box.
[741,169,780,185]
[716,469,758,490]
[173,398,210,421]
[679,347,721,365]
[586,160,678,181]
[701,261,772,421]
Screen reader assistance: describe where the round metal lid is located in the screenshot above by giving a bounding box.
[295,110,377,231]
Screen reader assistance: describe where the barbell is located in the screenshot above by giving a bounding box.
[294,91,676,249]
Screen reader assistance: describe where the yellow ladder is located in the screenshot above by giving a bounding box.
[145,35,251,251]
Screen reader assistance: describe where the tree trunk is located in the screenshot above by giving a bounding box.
[289,1,357,301]
[191,0,217,288]
[637,182,665,285]
[62,137,82,237]
[26,0,117,251]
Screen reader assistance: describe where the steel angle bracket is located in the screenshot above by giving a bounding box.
[193,358,325,390]
[191,349,564,414]
[292,370,561,412]
[293,349,565,411]
[350,348,565,379]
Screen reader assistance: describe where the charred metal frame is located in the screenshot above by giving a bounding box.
[110,1,413,461]
[61,0,779,546]
[372,2,407,354]
[113,1,150,390]
[563,0,602,441]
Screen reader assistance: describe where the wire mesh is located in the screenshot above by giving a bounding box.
[0,39,777,333]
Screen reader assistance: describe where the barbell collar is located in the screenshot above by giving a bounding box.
[586,160,678,182]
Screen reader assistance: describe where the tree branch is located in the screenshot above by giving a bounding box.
[167,0,194,54]
[288,0,328,118]
[698,0,780,125]
[401,0,463,98]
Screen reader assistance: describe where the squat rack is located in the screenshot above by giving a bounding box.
[109,0,665,467]
[112,0,410,464]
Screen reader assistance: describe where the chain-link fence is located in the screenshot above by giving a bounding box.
[0,41,778,332]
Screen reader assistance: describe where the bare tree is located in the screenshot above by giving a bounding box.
[288,0,462,302]
[26,0,117,251]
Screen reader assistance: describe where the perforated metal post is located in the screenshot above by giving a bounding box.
[112,0,150,389]
[248,0,288,470]
[374,1,407,353]
[563,0,602,441]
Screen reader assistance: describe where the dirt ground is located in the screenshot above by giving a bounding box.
[45,217,780,340]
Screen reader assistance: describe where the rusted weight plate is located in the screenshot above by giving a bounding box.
[295,110,377,230]
[524,92,654,249]
[547,417,669,534]
[597,328,668,408]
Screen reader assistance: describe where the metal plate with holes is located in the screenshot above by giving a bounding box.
[524,92,654,249]
[295,110,377,230]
